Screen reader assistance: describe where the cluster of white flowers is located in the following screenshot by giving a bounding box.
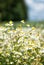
[0,21,44,65]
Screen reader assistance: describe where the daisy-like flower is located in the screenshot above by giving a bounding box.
[0,21,44,65]
[32,27,36,30]
[9,20,13,26]
[21,20,25,24]
[26,24,30,27]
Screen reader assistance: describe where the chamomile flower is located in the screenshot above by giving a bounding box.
[21,20,25,23]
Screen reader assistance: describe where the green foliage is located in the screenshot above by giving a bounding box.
[0,0,27,21]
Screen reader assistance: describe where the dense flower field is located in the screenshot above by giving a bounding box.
[0,21,44,65]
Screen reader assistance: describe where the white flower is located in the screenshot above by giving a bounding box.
[21,20,25,23]
[10,62,14,64]
[40,48,44,53]
[15,52,22,56]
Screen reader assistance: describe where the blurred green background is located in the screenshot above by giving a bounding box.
[0,0,27,21]
[0,0,44,29]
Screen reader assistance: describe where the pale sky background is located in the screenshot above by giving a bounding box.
[24,0,44,21]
